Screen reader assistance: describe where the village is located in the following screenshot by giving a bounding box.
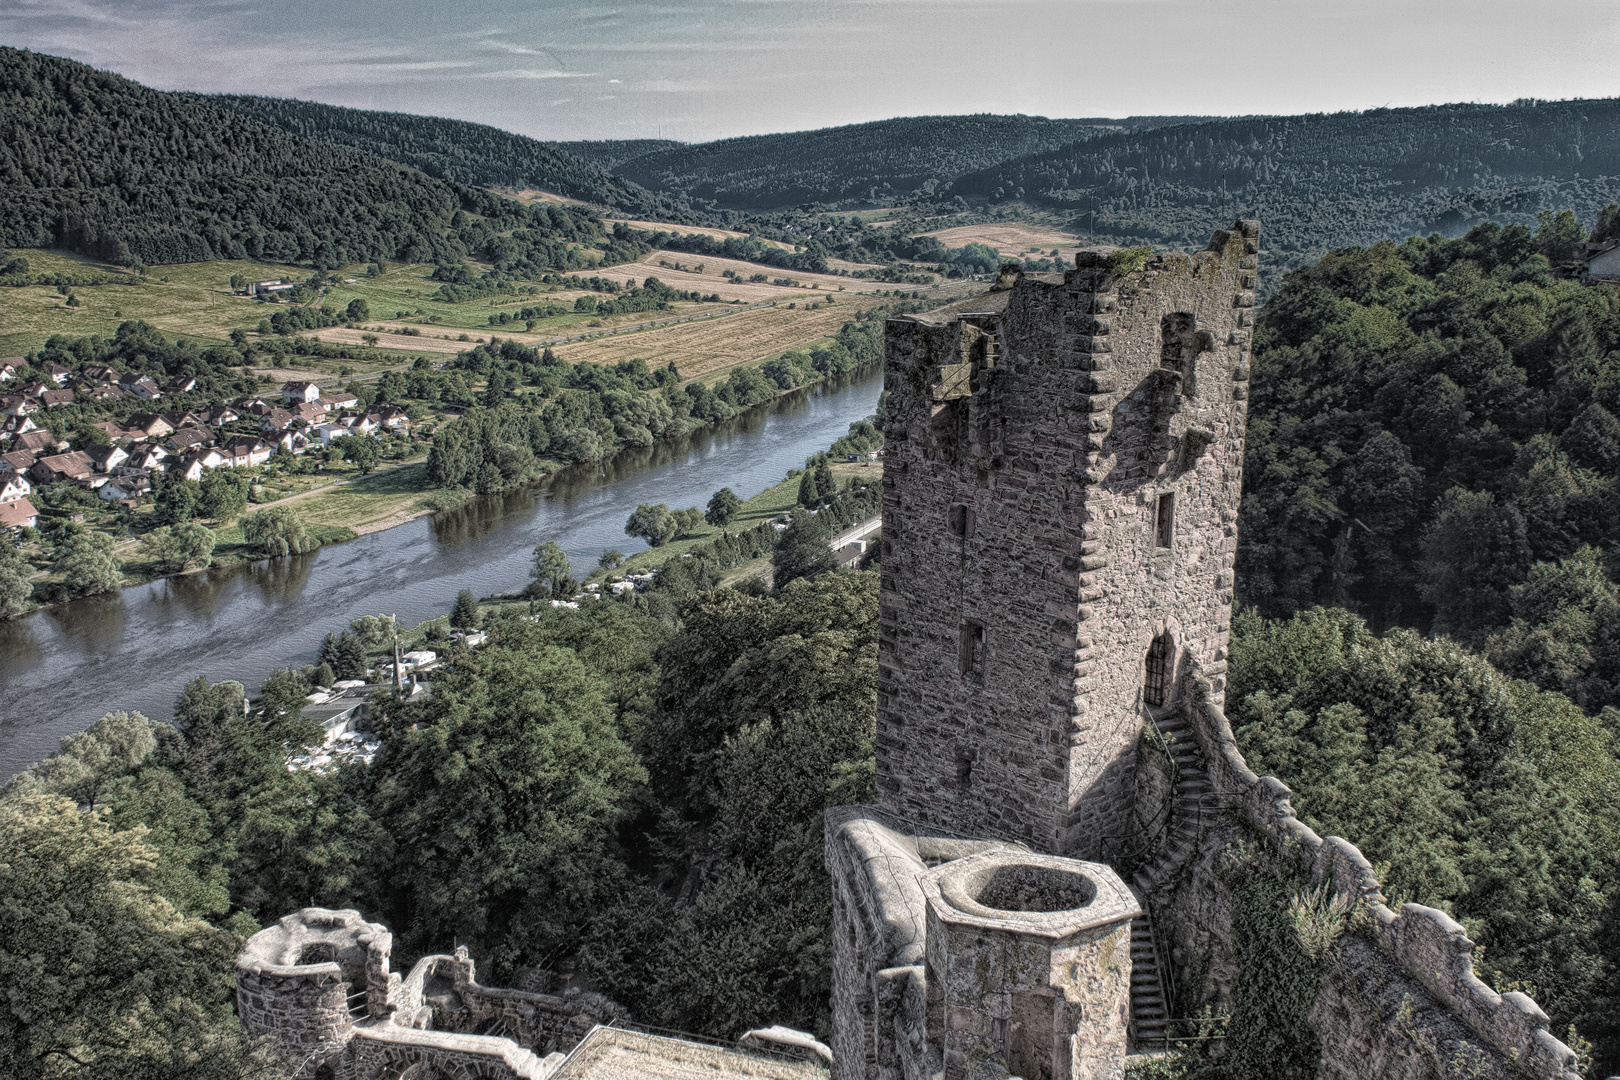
[0,360,411,536]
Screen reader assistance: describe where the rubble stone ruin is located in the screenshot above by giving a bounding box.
[825,222,1585,1080]
[235,907,829,1079]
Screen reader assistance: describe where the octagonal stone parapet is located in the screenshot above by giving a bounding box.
[920,852,1139,1080]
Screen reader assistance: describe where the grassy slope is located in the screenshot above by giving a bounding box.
[609,458,881,576]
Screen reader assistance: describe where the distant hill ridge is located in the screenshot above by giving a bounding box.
[946,99,1620,257]
[600,113,1206,209]
[204,95,682,218]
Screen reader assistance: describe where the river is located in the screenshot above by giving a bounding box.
[0,366,882,777]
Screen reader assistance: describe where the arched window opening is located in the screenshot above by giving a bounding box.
[1144,634,1172,707]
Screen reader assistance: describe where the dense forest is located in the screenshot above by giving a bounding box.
[946,99,1620,269]
[0,49,477,267]
[553,139,684,170]
[203,95,682,219]
[1236,209,1620,716]
[605,113,1200,210]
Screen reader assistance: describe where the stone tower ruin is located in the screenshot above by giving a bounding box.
[827,222,1584,1080]
[873,223,1256,858]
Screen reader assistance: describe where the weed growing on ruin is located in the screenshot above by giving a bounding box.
[1286,883,1354,962]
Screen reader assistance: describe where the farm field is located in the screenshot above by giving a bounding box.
[546,296,876,380]
[619,220,798,251]
[923,222,1083,261]
[604,249,879,301]
[0,249,316,354]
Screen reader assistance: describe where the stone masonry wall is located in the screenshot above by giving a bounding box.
[1142,676,1584,1080]
[876,223,1257,858]
[235,966,353,1068]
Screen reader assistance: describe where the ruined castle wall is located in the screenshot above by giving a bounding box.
[1143,680,1583,1080]
[875,225,1257,858]
[824,806,1027,1080]
[345,1025,555,1080]
[398,951,625,1058]
[235,965,354,1068]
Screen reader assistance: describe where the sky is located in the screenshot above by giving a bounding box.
[2,0,1619,144]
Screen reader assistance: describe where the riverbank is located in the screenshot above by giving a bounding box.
[0,363,885,775]
[3,347,891,623]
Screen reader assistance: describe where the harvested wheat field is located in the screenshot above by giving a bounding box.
[548,299,877,380]
[593,250,882,302]
[299,328,479,355]
[620,220,798,250]
[924,222,1083,259]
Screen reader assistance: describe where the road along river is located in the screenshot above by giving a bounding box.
[0,366,882,777]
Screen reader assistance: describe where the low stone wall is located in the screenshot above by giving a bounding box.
[346,1024,559,1080]
[398,949,628,1057]
[1162,675,1583,1080]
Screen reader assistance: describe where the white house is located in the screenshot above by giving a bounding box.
[1586,243,1620,283]
[281,381,321,404]
[88,443,129,473]
[98,474,151,502]
[0,474,30,503]
[219,439,274,468]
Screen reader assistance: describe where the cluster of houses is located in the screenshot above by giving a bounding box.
[0,366,410,533]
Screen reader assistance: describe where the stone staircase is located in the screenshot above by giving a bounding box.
[1129,918,1168,1051]
[1131,710,1218,897]
[1127,708,1227,1052]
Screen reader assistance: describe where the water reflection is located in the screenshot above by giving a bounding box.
[246,550,320,605]
[43,592,127,649]
[0,620,40,677]
[160,567,236,619]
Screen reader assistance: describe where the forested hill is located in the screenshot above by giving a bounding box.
[0,48,480,266]
[606,113,1205,210]
[1238,215,1620,717]
[205,95,681,218]
[946,99,1620,263]
[556,139,684,170]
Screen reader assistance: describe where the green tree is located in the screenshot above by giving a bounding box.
[336,632,368,681]
[1418,488,1531,642]
[54,530,122,599]
[5,710,157,811]
[814,457,836,500]
[1535,208,1587,264]
[1487,546,1620,710]
[241,505,316,557]
[345,298,369,322]
[199,469,251,522]
[705,487,740,533]
[796,468,822,507]
[140,522,216,574]
[0,545,33,617]
[529,540,575,600]
[450,588,481,630]
[671,507,704,538]
[0,793,281,1080]
[331,434,379,475]
[772,509,834,588]
[155,476,202,525]
[625,503,677,547]
[372,632,645,966]
[598,549,625,570]
[350,614,396,648]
